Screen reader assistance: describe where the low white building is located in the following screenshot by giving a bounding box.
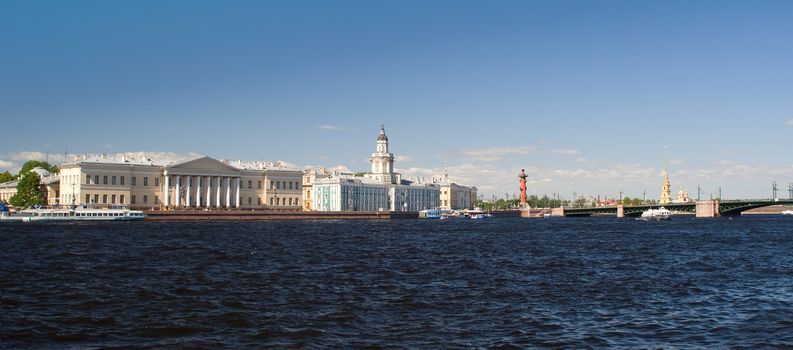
[312,175,389,211]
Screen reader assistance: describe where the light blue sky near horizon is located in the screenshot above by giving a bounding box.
[1,0,791,199]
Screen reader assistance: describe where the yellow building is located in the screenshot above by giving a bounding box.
[58,155,302,210]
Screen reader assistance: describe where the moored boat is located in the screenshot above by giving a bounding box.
[0,205,146,222]
[782,210,793,216]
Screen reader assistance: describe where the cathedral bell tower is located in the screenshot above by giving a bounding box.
[660,146,672,204]
[370,125,395,184]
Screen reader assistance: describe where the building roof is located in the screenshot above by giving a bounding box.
[377,125,388,141]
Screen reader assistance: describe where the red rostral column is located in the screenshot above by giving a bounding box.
[519,169,528,206]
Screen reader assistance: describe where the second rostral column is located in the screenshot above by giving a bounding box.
[519,169,528,207]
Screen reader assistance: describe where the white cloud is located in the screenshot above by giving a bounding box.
[0,159,13,169]
[669,158,685,165]
[786,118,793,126]
[461,146,533,162]
[318,124,344,131]
[550,149,580,155]
[395,155,413,162]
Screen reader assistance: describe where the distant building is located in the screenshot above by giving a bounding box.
[659,146,672,205]
[310,126,442,212]
[58,154,302,210]
[0,167,60,206]
[312,175,389,211]
[437,179,477,210]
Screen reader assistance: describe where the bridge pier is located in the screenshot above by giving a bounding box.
[617,205,624,218]
[696,200,720,218]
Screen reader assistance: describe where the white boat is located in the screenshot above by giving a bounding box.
[640,207,672,220]
[782,210,793,215]
[0,206,146,222]
[440,210,467,220]
[470,213,494,219]
[418,209,442,219]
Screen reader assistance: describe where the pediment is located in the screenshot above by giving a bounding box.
[166,156,240,175]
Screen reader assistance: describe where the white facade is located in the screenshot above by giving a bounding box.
[389,184,440,211]
[312,176,389,211]
[58,155,302,210]
[367,125,401,184]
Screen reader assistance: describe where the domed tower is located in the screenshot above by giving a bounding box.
[370,125,395,184]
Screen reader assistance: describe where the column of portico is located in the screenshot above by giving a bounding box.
[195,176,201,208]
[236,177,241,208]
[163,173,170,207]
[186,176,191,207]
[226,177,231,208]
[216,177,221,208]
[175,176,181,208]
[206,176,212,208]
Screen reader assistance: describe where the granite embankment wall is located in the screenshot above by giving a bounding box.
[144,210,522,221]
[144,210,418,221]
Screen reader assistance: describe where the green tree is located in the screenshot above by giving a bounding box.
[0,171,13,183]
[18,160,59,177]
[10,172,44,207]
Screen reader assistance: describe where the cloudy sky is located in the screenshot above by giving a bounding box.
[1,1,791,199]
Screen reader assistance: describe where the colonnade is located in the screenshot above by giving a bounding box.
[162,173,242,208]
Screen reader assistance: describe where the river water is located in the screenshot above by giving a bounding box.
[2,216,792,348]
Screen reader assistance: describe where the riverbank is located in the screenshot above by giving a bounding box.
[144,210,522,221]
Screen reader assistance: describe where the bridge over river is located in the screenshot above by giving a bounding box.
[560,199,793,218]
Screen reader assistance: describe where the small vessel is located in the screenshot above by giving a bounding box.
[418,209,442,219]
[0,205,146,222]
[440,210,467,220]
[782,210,793,215]
[469,213,494,219]
[640,207,672,220]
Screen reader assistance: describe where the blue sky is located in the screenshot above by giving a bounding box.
[1,0,791,199]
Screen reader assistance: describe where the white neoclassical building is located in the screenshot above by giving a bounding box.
[311,126,440,212]
[58,154,302,210]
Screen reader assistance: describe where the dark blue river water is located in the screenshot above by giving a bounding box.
[2,216,792,349]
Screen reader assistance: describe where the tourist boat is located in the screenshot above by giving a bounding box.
[640,207,672,220]
[0,205,146,222]
[782,210,793,216]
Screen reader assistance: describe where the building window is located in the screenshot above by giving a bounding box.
[94,175,99,184]
[120,195,125,204]
[270,181,274,189]
[102,195,108,204]
[131,195,136,204]
[143,195,148,204]
[154,196,159,204]
[248,180,252,189]
[257,181,262,189]
[120,176,125,185]
[103,176,108,185]
[85,194,90,203]
[86,176,91,185]
[132,176,136,186]
[154,178,159,187]
[111,195,116,204]
[94,194,99,203]
[248,197,252,205]
[111,176,116,185]
[143,177,149,186]
[270,198,273,205]
[289,182,293,190]
[277,181,281,189]
[257,197,261,205]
